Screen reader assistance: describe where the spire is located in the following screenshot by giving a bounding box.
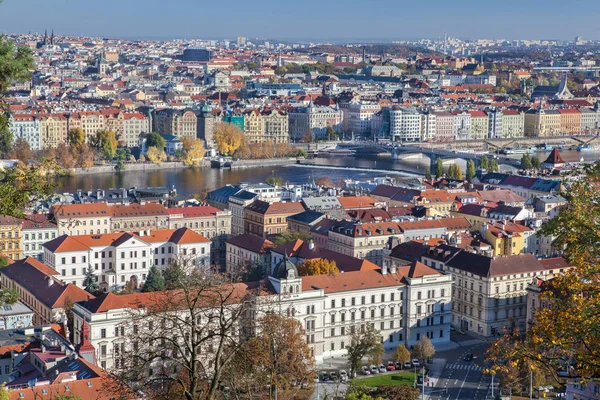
[43,29,47,45]
[77,317,97,365]
[50,29,54,45]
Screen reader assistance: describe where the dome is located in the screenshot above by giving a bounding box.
[274,254,298,280]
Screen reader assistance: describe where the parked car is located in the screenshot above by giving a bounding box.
[378,365,387,373]
[320,372,330,381]
[464,353,473,362]
[404,362,412,369]
[362,366,371,375]
[330,371,338,381]
[412,359,420,367]
[370,365,379,374]
[387,361,396,371]
[339,370,348,381]
[395,362,402,370]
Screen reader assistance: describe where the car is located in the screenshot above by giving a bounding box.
[320,372,330,381]
[464,353,473,361]
[387,362,396,371]
[412,359,420,367]
[339,370,348,381]
[378,365,387,373]
[370,365,379,374]
[362,366,371,375]
[395,362,402,370]
[330,371,338,381]
[404,362,412,369]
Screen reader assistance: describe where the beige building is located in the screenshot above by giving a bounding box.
[524,109,561,137]
[557,108,582,134]
[69,112,108,141]
[434,112,454,142]
[0,216,23,260]
[153,109,197,139]
[244,201,305,239]
[110,203,169,231]
[243,109,289,143]
[469,111,489,140]
[39,113,68,149]
[52,204,112,236]
[501,110,525,138]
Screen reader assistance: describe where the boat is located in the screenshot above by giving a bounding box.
[578,144,600,152]
[316,149,356,157]
[210,157,232,168]
[535,143,555,151]
[501,147,536,155]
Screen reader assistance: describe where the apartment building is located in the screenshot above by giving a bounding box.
[557,108,582,134]
[469,111,489,140]
[39,113,68,149]
[244,201,305,238]
[390,107,421,142]
[153,109,197,139]
[110,203,169,231]
[434,112,454,142]
[0,257,90,325]
[524,109,561,137]
[501,110,525,138]
[43,228,211,291]
[228,190,258,236]
[288,104,342,141]
[52,204,112,236]
[420,110,437,141]
[451,111,471,141]
[487,109,503,139]
[343,102,381,137]
[0,216,23,261]
[243,109,289,143]
[225,233,274,276]
[9,114,41,151]
[21,214,58,261]
[71,258,452,370]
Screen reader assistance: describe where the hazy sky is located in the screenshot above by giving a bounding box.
[0,0,597,41]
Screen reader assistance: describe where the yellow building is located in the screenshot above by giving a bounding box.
[558,109,582,134]
[483,221,532,256]
[243,109,289,143]
[39,113,68,149]
[524,109,561,137]
[0,216,23,260]
[469,111,489,140]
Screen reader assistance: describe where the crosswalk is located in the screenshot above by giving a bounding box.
[445,363,484,371]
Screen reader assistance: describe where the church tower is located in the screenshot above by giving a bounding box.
[77,318,97,365]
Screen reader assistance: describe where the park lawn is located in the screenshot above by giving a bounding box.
[352,371,417,387]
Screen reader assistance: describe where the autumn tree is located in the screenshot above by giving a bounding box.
[480,155,489,171]
[116,273,255,400]
[225,313,314,399]
[326,126,337,141]
[376,385,420,400]
[214,122,244,155]
[300,129,313,143]
[315,176,334,187]
[489,158,499,172]
[91,129,118,160]
[346,324,385,378]
[146,146,167,164]
[55,143,76,169]
[67,128,85,148]
[271,230,312,247]
[76,143,96,168]
[297,258,339,276]
[0,159,55,219]
[486,164,600,384]
[8,138,31,162]
[181,137,206,166]
[412,337,435,362]
[395,344,411,367]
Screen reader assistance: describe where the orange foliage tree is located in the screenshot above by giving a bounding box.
[297,258,339,276]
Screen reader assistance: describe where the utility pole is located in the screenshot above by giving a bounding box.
[530,368,533,400]
[421,366,425,400]
[491,372,495,399]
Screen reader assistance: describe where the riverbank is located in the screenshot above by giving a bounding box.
[228,158,298,169]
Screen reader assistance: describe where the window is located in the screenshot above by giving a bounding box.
[100,329,106,338]
[351,297,355,306]
[331,299,335,308]
[417,305,422,315]
[71,257,76,263]
[361,296,365,305]
[341,298,346,307]
[371,295,375,303]
[330,328,335,338]
[440,289,445,297]
[381,294,385,302]
[417,291,421,300]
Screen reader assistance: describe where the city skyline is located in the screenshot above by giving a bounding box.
[0,0,598,41]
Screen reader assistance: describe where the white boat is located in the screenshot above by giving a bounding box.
[578,144,600,152]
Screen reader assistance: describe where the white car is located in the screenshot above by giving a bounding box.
[370,365,379,374]
[412,359,420,367]
[339,370,348,381]
[362,366,371,375]
[378,364,387,373]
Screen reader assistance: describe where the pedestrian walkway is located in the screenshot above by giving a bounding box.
[445,363,484,371]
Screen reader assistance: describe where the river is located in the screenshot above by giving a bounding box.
[54,149,600,198]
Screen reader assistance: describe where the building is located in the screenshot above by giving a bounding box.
[558,108,582,134]
[39,113,68,149]
[243,109,289,143]
[343,103,381,138]
[451,111,471,141]
[579,107,600,134]
[0,301,34,330]
[501,110,525,138]
[482,220,534,256]
[0,257,91,325]
[524,109,561,137]
[420,110,437,141]
[21,215,58,261]
[469,111,489,140]
[286,211,325,234]
[196,104,220,149]
[228,190,259,236]
[0,216,23,261]
[244,201,305,238]
[288,103,342,142]
[43,228,211,291]
[110,203,170,232]
[389,106,421,142]
[434,112,454,142]
[225,233,274,276]
[487,109,503,139]
[9,114,41,151]
[153,109,197,139]
[181,47,212,62]
[52,203,112,236]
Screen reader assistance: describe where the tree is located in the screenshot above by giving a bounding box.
[376,385,420,400]
[480,156,489,171]
[142,265,165,292]
[117,273,255,400]
[424,167,431,181]
[8,138,31,162]
[0,256,8,268]
[91,129,118,160]
[225,313,314,399]
[531,156,541,169]
[297,259,339,276]
[489,158,499,172]
[315,176,334,187]
[300,129,313,143]
[214,123,244,156]
[77,143,96,168]
[435,158,443,179]
[271,230,312,247]
[82,265,99,294]
[466,159,476,181]
[265,175,283,187]
[296,148,307,158]
[181,137,206,166]
[412,337,435,362]
[146,132,166,149]
[115,160,125,172]
[346,324,385,378]
[162,261,188,290]
[0,127,12,156]
[326,126,337,141]
[486,165,600,384]
[0,160,56,219]
[67,128,85,148]
[455,164,463,180]
[520,154,532,170]
[146,146,167,164]
[395,344,411,367]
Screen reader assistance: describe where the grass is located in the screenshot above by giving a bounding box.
[351,370,417,387]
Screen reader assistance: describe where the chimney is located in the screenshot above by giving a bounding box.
[139,230,144,237]
[382,264,388,275]
[46,276,54,287]
[308,240,315,250]
[390,265,397,274]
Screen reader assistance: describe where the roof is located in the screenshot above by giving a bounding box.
[226,233,274,254]
[286,210,325,225]
[1,258,92,308]
[477,189,526,204]
[444,251,545,278]
[166,205,222,217]
[21,214,57,230]
[543,149,566,165]
[337,196,383,210]
[245,200,305,216]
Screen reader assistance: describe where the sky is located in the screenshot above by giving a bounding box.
[0,0,598,41]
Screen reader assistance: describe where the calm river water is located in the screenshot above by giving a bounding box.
[54,149,598,198]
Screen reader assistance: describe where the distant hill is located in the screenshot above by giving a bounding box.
[297,44,442,58]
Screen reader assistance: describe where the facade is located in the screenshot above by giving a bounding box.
[434,112,454,142]
[524,109,561,137]
[110,203,170,232]
[243,109,289,143]
[228,190,258,236]
[389,107,421,142]
[43,228,211,291]
[0,301,34,330]
[9,114,41,151]
[501,110,525,138]
[288,104,342,141]
[196,106,220,149]
[487,109,503,139]
[153,109,197,139]
[244,201,305,238]
[343,102,381,137]
[420,110,437,141]
[0,216,23,261]
[39,114,68,149]
[579,108,600,134]
[21,215,58,261]
[225,233,274,276]
[557,108,582,134]
[120,112,149,147]
[451,111,471,141]
[469,111,489,140]
[53,203,112,236]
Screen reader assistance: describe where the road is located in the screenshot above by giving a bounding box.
[431,342,497,400]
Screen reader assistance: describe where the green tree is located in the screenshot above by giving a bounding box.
[326,126,337,141]
[346,324,385,378]
[0,256,8,268]
[142,265,165,292]
[489,158,499,172]
[146,132,166,149]
[0,127,13,156]
[531,156,541,169]
[376,385,420,400]
[424,167,431,181]
[82,265,99,294]
[435,158,443,179]
[271,230,312,247]
[162,261,187,290]
[296,148,307,158]
[480,156,489,171]
[0,160,56,219]
[520,154,532,170]
[91,129,118,159]
[67,128,85,148]
[466,159,476,181]
[115,159,125,172]
[265,176,283,186]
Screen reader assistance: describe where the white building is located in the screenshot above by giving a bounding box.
[390,107,421,142]
[9,114,41,151]
[21,215,58,261]
[43,228,211,291]
[343,102,381,137]
[71,258,452,370]
[288,103,342,141]
[420,110,437,141]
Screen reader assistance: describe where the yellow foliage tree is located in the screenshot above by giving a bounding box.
[297,258,339,276]
[214,123,244,156]
[146,146,167,165]
[181,138,206,166]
